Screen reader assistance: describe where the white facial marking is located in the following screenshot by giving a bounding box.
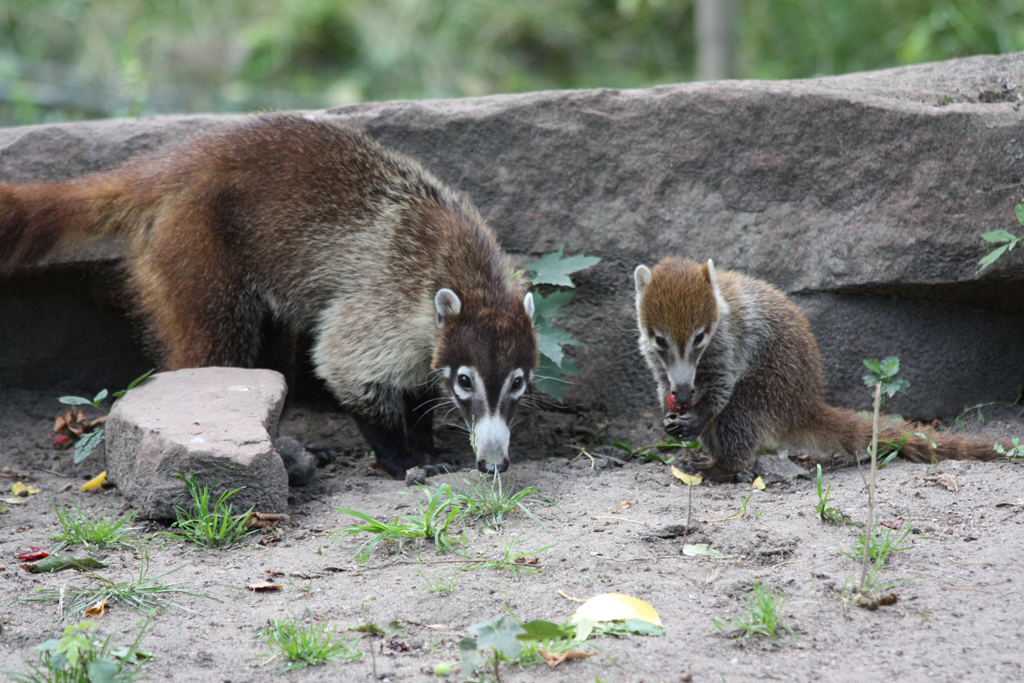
[472,412,511,461]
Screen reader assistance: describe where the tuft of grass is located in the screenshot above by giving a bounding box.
[842,522,913,566]
[994,436,1023,462]
[260,619,362,673]
[713,581,792,641]
[17,554,215,617]
[51,503,143,551]
[417,567,458,594]
[333,484,459,563]
[442,475,564,529]
[814,465,853,525]
[168,472,254,548]
[2,619,152,683]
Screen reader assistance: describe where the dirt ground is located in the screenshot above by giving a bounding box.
[1,387,1023,683]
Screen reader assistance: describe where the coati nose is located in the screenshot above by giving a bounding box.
[671,389,691,404]
[478,459,509,474]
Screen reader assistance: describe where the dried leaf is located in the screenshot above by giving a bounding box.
[613,500,635,512]
[247,581,282,592]
[84,599,107,617]
[81,471,107,492]
[671,466,702,486]
[922,472,958,492]
[539,648,595,668]
[571,593,662,626]
[2,497,28,505]
[242,511,293,529]
[752,476,766,490]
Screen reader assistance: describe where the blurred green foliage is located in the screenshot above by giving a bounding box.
[0,0,1021,125]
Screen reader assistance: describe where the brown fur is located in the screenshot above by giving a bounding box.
[635,256,1006,479]
[1,115,537,477]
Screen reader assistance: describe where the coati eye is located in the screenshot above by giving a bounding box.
[693,331,706,346]
[653,334,667,349]
[457,374,473,390]
[510,376,523,392]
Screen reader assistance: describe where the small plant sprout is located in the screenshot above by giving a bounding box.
[994,436,1023,462]
[862,357,910,408]
[952,386,1022,430]
[842,521,914,566]
[521,246,601,402]
[168,472,255,548]
[815,465,853,525]
[54,370,154,463]
[977,197,1024,272]
[713,581,793,641]
[260,618,362,673]
[441,474,563,529]
[3,619,152,683]
[51,503,143,551]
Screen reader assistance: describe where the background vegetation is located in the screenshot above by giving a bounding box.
[1,0,1022,126]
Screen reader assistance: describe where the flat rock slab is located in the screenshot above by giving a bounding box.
[105,367,289,520]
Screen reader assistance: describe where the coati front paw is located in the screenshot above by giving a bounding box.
[688,450,715,471]
[663,410,705,440]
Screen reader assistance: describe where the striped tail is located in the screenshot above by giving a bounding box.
[808,404,1005,465]
[0,170,149,270]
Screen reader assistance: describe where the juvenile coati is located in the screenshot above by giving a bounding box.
[634,257,1006,480]
[0,115,538,478]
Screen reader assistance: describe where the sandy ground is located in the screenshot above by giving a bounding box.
[1,388,1023,683]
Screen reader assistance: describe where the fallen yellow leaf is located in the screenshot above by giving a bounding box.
[571,593,662,626]
[81,471,107,491]
[11,482,40,497]
[752,476,766,490]
[84,599,107,617]
[671,466,702,486]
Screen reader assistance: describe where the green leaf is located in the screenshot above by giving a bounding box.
[517,620,574,642]
[1016,203,1024,226]
[531,288,576,322]
[58,396,94,406]
[979,244,1009,270]
[559,355,582,376]
[534,355,567,402]
[458,637,482,673]
[26,555,108,573]
[468,615,525,659]
[981,229,1018,244]
[573,618,595,642]
[87,658,120,683]
[73,427,105,464]
[91,389,108,405]
[523,246,601,287]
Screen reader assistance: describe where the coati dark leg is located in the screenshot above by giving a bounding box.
[355,413,421,479]
[694,408,764,481]
[404,389,458,475]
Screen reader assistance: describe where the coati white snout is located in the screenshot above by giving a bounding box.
[634,257,1008,480]
[0,115,538,479]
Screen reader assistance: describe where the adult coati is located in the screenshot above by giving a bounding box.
[0,115,538,478]
[634,257,1006,480]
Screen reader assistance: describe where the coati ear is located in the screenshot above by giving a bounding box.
[634,265,652,298]
[703,259,717,285]
[522,292,535,321]
[435,288,462,328]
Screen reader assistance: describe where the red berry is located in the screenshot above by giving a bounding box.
[52,434,72,450]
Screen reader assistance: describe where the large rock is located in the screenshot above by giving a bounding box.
[2,53,1023,421]
[105,367,289,520]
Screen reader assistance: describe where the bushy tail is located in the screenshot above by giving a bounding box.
[808,404,1004,465]
[0,170,152,270]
